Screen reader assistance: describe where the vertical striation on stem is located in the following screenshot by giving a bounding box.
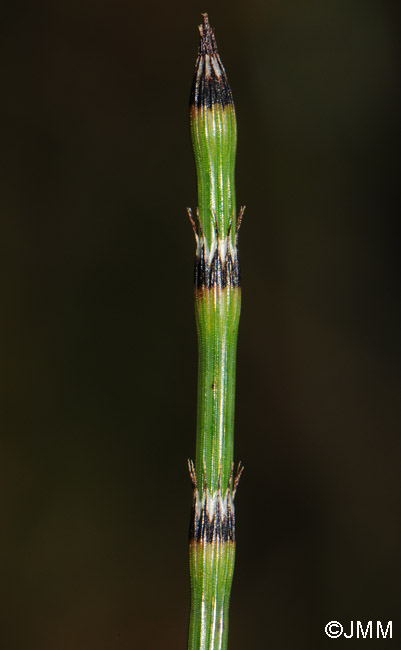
[187,13,245,650]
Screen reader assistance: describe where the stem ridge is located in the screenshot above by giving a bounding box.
[187,14,244,650]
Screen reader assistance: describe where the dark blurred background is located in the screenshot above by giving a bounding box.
[1,1,400,648]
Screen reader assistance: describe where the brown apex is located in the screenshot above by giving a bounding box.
[197,13,217,57]
[190,13,234,110]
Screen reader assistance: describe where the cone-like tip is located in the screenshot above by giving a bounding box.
[190,13,234,109]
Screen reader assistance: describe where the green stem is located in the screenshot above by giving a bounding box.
[195,284,240,492]
[187,14,244,650]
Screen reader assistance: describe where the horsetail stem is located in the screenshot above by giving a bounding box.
[187,14,244,650]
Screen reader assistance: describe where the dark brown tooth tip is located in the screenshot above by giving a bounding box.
[194,246,241,290]
[190,13,234,109]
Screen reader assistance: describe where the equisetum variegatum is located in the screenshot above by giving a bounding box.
[186,14,245,650]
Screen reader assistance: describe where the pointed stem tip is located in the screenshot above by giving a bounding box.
[190,13,234,109]
[198,13,215,55]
